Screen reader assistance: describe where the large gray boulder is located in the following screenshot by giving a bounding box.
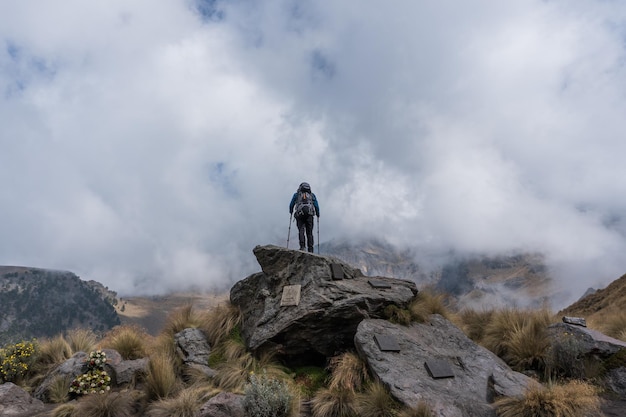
[354,315,535,417]
[547,322,626,359]
[0,382,45,416]
[230,245,418,359]
[34,349,147,401]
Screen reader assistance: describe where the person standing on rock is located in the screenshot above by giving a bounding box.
[289,182,320,252]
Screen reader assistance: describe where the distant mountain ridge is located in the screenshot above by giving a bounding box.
[0,266,120,345]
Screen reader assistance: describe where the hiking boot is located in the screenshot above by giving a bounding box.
[308,247,314,253]
[299,246,305,251]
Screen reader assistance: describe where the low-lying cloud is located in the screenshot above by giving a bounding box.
[1,1,625,305]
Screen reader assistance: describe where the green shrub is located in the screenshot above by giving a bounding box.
[243,372,294,417]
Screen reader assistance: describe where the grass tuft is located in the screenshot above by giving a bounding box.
[409,288,451,323]
[144,352,181,401]
[199,302,243,347]
[354,381,399,417]
[74,391,134,417]
[494,380,601,417]
[51,403,76,417]
[66,328,98,354]
[100,324,150,360]
[311,387,357,417]
[327,352,369,393]
[48,376,71,404]
[458,308,494,342]
[146,386,208,417]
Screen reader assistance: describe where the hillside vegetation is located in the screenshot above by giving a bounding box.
[2,286,624,417]
[0,267,120,346]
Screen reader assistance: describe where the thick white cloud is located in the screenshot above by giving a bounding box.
[1,1,625,304]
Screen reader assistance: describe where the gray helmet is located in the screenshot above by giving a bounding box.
[299,182,311,192]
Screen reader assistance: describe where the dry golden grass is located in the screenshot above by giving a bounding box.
[212,350,289,393]
[66,328,98,354]
[383,305,412,325]
[327,351,369,394]
[215,336,247,364]
[311,387,358,417]
[199,302,243,346]
[481,307,554,372]
[494,380,601,417]
[503,318,551,372]
[457,308,494,342]
[36,335,72,366]
[144,352,181,401]
[100,324,151,360]
[74,391,134,417]
[409,288,452,323]
[598,310,626,341]
[28,335,73,387]
[162,304,205,337]
[146,386,210,417]
[48,376,71,404]
[397,402,434,417]
[354,381,399,417]
[51,403,76,417]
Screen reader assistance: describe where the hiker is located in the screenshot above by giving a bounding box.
[289,182,320,252]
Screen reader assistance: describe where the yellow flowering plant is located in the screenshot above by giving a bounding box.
[0,340,37,383]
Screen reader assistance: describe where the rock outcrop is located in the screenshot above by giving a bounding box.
[230,245,418,360]
[175,327,216,379]
[33,349,147,401]
[0,382,45,416]
[355,315,534,417]
[547,322,626,359]
[195,391,245,417]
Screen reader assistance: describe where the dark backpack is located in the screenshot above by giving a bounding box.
[294,191,315,218]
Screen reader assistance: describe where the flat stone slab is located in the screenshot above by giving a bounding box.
[425,359,455,379]
[280,285,302,306]
[369,279,392,289]
[562,316,587,327]
[330,263,344,280]
[374,334,401,352]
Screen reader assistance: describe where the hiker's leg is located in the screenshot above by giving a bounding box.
[306,216,314,252]
[296,217,306,250]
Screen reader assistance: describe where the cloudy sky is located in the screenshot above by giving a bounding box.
[1,1,625,303]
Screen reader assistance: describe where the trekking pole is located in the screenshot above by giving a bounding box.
[287,213,293,248]
[317,216,320,254]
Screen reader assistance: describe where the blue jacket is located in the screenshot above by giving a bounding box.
[289,192,320,217]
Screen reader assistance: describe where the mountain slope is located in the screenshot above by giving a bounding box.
[0,266,120,345]
[559,273,626,319]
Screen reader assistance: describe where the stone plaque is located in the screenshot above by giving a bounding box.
[374,334,401,352]
[562,316,587,327]
[424,360,454,379]
[280,285,301,307]
[368,279,391,289]
[330,263,344,280]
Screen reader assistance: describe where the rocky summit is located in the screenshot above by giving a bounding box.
[230,245,540,416]
[230,245,418,362]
